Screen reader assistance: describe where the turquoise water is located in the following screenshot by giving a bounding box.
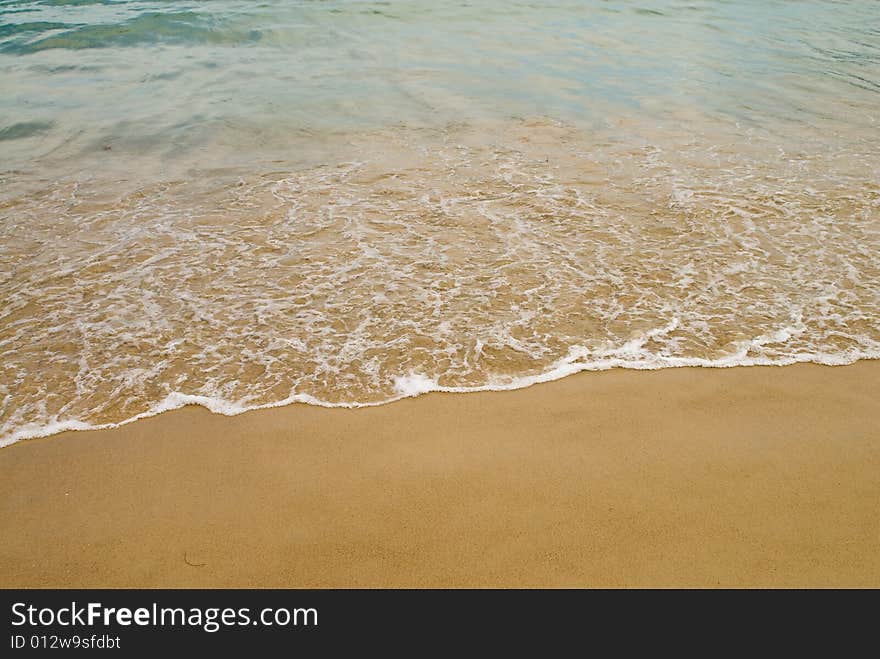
[1,1,879,444]
[2,0,878,174]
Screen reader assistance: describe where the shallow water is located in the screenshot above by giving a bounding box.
[1,1,879,444]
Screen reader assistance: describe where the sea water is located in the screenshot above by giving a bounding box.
[1,0,878,444]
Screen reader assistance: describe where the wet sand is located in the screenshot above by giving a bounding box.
[1,361,878,588]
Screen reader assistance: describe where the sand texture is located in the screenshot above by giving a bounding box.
[1,362,878,588]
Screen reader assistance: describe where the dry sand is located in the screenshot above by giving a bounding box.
[1,362,878,588]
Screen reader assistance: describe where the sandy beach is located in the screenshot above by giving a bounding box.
[1,361,878,588]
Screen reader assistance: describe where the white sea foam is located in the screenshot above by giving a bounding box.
[1,121,878,447]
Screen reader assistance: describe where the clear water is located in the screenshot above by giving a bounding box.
[1,0,879,444]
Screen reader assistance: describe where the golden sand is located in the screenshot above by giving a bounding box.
[1,362,878,588]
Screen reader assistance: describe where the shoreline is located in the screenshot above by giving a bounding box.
[5,355,878,448]
[1,361,879,587]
